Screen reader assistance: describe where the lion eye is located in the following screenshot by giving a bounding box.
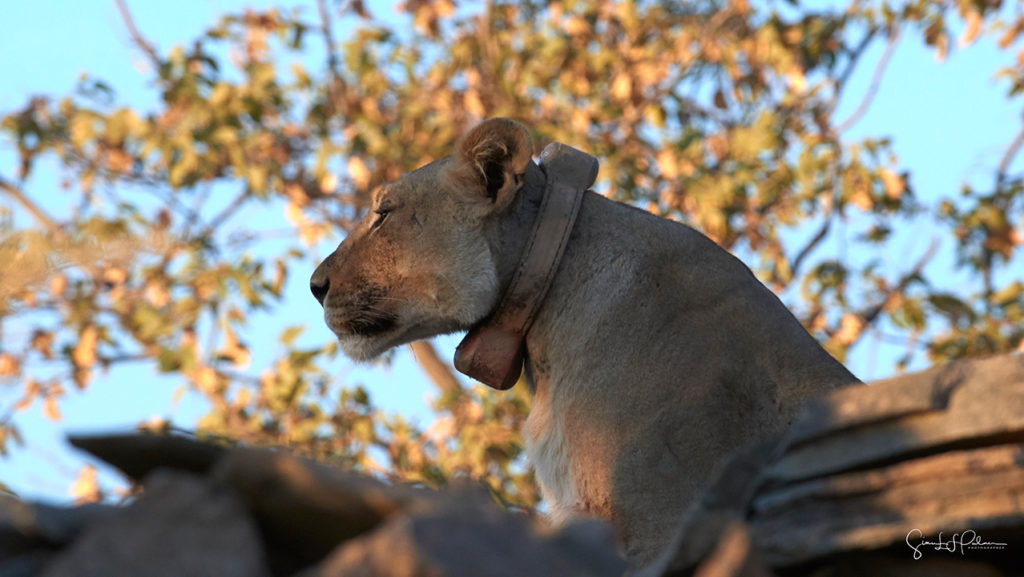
[370,208,390,230]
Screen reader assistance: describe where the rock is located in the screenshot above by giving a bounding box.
[300,490,625,577]
[68,433,227,482]
[41,470,270,577]
[640,353,1024,576]
[746,354,1024,571]
[1,496,115,556]
[0,550,53,577]
[751,443,1024,566]
[762,354,1024,485]
[52,433,627,577]
[0,496,115,577]
[211,446,438,573]
[691,522,774,577]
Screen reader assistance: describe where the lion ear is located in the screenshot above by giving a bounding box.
[449,118,533,209]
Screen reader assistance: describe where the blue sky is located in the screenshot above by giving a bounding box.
[0,0,1021,502]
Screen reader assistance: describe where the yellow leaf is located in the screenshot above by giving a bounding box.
[273,260,287,295]
[285,202,307,228]
[49,274,68,298]
[998,21,1023,49]
[850,189,874,211]
[435,0,454,17]
[880,169,905,199]
[220,325,251,370]
[571,109,591,133]
[564,15,588,36]
[787,65,807,93]
[103,267,128,286]
[13,379,40,412]
[31,330,55,359]
[348,156,371,189]
[73,367,92,390]
[834,313,865,346]
[464,90,486,118]
[656,149,679,180]
[320,172,338,194]
[934,35,949,63]
[72,326,98,369]
[194,366,219,395]
[139,416,169,433]
[810,313,827,333]
[959,10,982,48]
[0,353,19,377]
[70,464,101,505]
[144,279,170,308]
[611,74,632,101]
[234,387,251,409]
[43,395,62,422]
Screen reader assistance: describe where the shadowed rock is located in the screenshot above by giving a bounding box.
[6,432,624,577]
[643,353,1024,577]
[41,470,269,577]
[0,497,115,577]
[68,433,227,482]
[212,446,440,573]
[300,499,625,577]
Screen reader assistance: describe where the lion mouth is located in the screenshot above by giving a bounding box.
[345,311,398,336]
[324,285,400,339]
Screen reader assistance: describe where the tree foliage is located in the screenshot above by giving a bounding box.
[1,0,1022,505]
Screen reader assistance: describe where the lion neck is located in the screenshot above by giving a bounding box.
[484,160,550,298]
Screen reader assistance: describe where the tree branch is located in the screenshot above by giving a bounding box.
[112,0,163,73]
[409,340,475,426]
[201,189,251,237]
[860,239,938,326]
[996,127,1024,187]
[317,0,345,119]
[409,340,463,395]
[790,216,832,281]
[0,175,66,241]
[836,30,878,93]
[836,27,901,134]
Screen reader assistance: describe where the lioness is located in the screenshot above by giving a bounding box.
[310,118,859,564]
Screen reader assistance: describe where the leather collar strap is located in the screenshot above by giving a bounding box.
[454,142,599,390]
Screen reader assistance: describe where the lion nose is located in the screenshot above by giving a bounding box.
[310,270,330,307]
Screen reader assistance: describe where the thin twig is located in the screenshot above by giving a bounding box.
[317,0,342,81]
[112,0,163,73]
[836,30,878,92]
[996,127,1024,187]
[836,27,901,134]
[201,189,251,237]
[824,30,877,118]
[790,217,832,280]
[0,175,66,241]
[860,239,938,325]
[317,0,344,118]
[409,340,470,426]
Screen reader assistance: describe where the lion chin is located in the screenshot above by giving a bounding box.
[334,335,394,362]
[329,314,470,363]
[323,310,399,361]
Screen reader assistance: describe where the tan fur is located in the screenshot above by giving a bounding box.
[311,118,860,566]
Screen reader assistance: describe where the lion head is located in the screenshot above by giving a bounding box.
[310,118,534,360]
